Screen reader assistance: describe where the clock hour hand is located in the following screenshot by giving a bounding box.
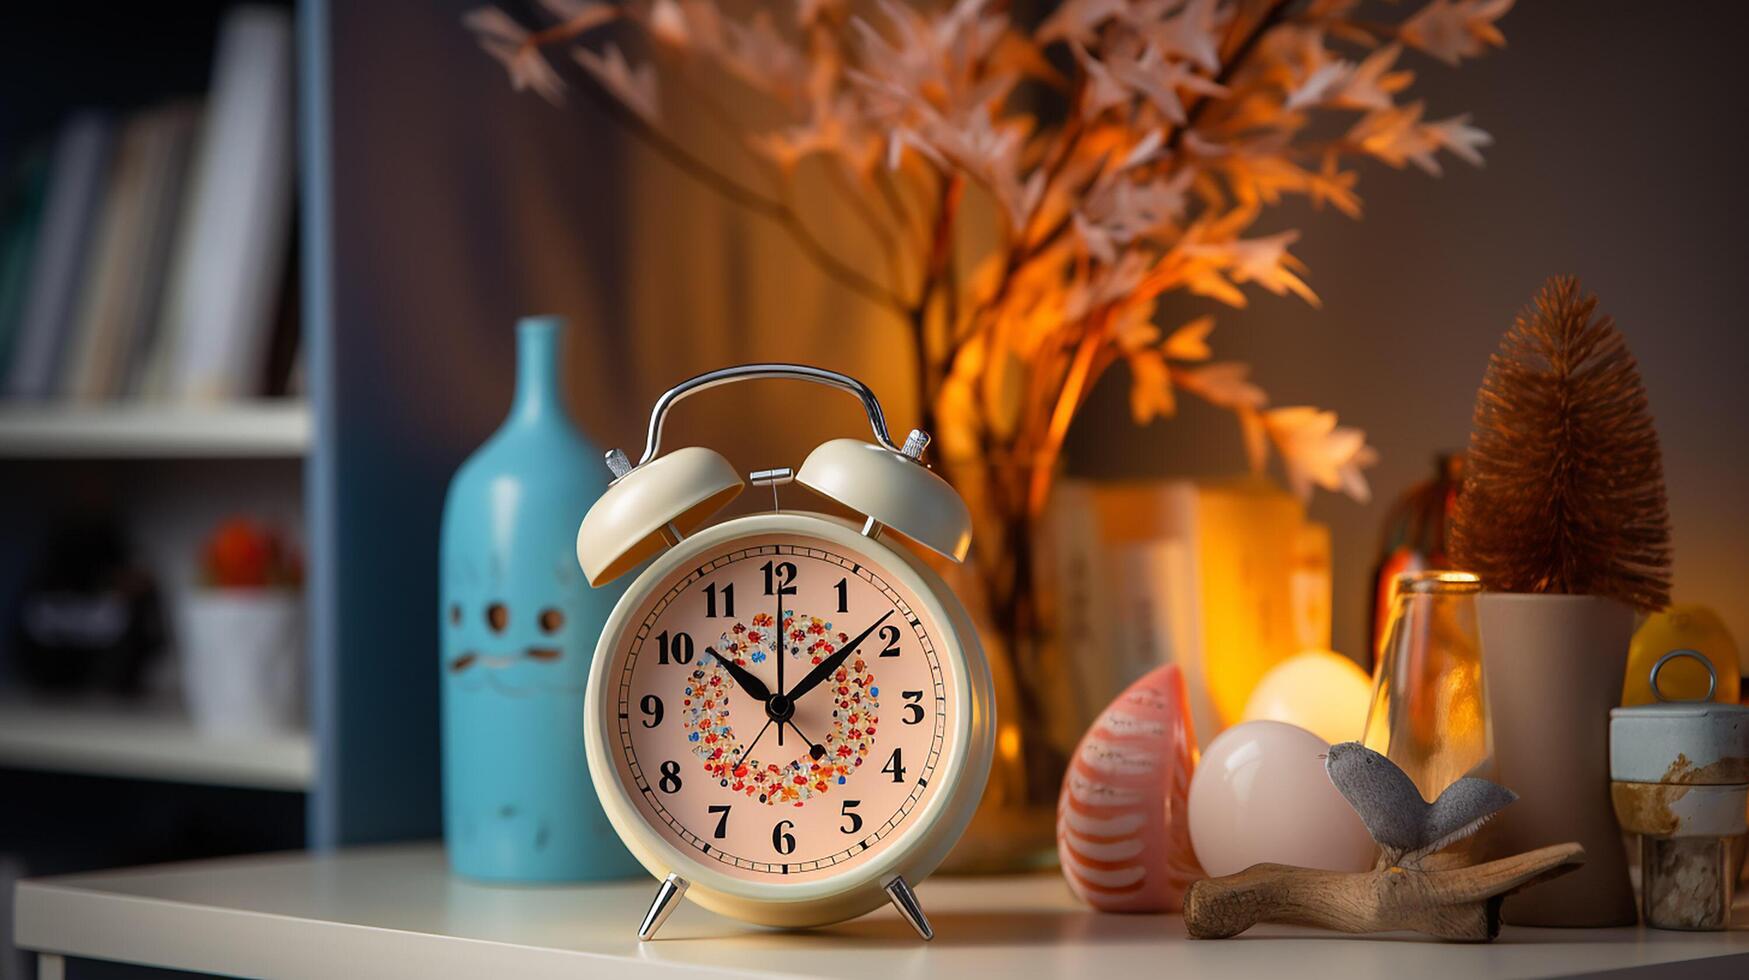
[704,646,774,702]
[784,609,894,703]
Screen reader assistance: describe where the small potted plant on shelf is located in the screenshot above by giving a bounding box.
[1450,275,1672,927]
[178,518,305,737]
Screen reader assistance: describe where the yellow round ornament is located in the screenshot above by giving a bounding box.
[1622,604,1739,706]
[1239,650,1372,744]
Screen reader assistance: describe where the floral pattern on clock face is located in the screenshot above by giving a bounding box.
[685,611,878,803]
[612,535,952,882]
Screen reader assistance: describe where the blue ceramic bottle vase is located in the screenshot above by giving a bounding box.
[439,316,639,881]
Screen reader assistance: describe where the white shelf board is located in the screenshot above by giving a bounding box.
[0,700,313,791]
[0,400,311,458]
[14,845,1749,979]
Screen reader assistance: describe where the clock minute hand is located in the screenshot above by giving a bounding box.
[784,609,894,703]
[704,647,774,702]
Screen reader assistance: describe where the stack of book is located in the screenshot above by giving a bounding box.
[1041,476,1335,750]
[0,5,294,406]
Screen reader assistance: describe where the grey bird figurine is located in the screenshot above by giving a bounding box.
[1324,742,1518,869]
[1184,741,1583,941]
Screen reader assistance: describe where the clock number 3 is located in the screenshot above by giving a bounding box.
[901,690,924,725]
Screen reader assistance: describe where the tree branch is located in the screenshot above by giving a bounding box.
[1163,0,1298,155]
[565,52,908,313]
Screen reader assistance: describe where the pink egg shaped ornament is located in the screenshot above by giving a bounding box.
[1058,663,1204,912]
[1187,720,1377,878]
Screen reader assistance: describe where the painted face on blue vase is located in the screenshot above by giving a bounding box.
[444,556,586,698]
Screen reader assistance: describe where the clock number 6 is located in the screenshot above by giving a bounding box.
[772,819,797,856]
[708,804,731,839]
[658,760,682,794]
[840,799,863,834]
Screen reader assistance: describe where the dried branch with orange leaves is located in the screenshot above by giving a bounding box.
[468,0,1511,644]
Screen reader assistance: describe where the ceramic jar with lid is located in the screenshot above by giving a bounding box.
[1609,651,1749,931]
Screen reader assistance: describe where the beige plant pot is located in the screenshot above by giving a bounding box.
[1477,592,1637,926]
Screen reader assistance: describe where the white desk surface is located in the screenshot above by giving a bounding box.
[14,843,1749,979]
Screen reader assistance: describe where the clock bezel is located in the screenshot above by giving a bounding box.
[585,511,992,925]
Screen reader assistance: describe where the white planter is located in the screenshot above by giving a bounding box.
[177,589,304,736]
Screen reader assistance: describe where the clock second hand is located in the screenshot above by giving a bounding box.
[775,579,786,747]
[786,717,827,762]
[728,716,775,775]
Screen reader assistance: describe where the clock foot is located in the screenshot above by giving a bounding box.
[884,876,934,941]
[637,873,689,941]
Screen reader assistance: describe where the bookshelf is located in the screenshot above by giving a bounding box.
[0,700,312,791]
[0,400,309,458]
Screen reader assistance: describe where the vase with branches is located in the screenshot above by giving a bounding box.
[468,0,1512,867]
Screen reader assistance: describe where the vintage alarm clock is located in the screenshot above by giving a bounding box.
[576,364,995,941]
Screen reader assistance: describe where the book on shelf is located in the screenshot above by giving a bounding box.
[146,4,295,404]
[1041,476,1334,749]
[0,3,296,409]
[65,104,200,403]
[3,112,114,401]
[0,146,51,383]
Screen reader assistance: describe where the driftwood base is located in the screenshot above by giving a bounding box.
[1183,843,1586,942]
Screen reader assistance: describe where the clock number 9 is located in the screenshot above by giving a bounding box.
[656,630,694,665]
[901,690,924,725]
[879,624,901,658]
[658,760,682,794]
[640,694,664,728]
[772,819,797,856]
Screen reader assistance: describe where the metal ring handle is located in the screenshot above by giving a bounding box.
[631,364,904,469]
[1650,648,1717,703]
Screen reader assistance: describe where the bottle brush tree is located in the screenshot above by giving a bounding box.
[1451,275,1671,611]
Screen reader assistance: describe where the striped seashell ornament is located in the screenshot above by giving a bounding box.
[1058,663,1204,912]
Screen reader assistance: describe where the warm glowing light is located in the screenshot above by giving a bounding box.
[1197,480,1326,728]
[1240,650,1373,745]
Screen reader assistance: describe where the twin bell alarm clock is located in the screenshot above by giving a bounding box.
[575,364,995,941]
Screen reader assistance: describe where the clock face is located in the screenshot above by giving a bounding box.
[606,531,956,883]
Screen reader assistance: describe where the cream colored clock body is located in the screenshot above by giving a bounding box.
[585,511,995,929]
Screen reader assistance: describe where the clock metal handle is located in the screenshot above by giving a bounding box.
[615,363,909,476]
